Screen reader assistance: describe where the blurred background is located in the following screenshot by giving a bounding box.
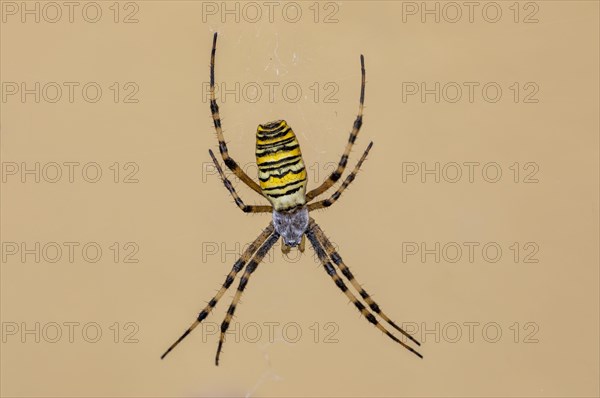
[1,1,598,397]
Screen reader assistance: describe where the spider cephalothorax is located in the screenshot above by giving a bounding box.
[272,205,309,249]
[161,32,422,366]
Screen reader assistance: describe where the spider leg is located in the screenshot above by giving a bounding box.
[161,222,275,360]
[209,149,272,213]
[310,221,421,347]
[210,32,265,198]
[215,230,281,365]
[305,219,422,359]
[308,142,373,211]
[306,54,366,201]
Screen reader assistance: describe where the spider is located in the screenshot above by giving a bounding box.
[161,32,422,365]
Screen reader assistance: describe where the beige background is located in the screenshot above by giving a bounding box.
[1,1,599,397]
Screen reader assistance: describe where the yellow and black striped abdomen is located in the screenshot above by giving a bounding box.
[256,120,307,211]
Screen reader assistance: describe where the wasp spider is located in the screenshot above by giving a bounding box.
[161,33,422,365]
